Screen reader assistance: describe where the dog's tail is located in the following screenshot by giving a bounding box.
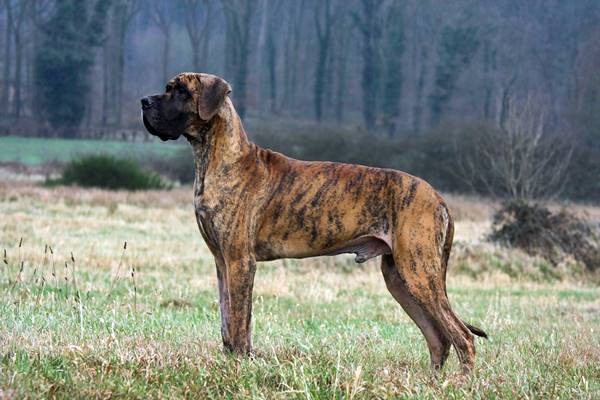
[441,205,489,340]
[464,322,488,339]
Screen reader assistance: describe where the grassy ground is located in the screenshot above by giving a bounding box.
[0,136,183,165]
[1,183,599,399]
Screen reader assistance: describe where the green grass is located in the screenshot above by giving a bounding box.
[0,136,183,165]
[1,262,599,399]
[1,185,599,399]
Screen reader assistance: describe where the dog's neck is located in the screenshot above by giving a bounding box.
[187,98,254,197]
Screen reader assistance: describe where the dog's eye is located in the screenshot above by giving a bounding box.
[177,86,188,95]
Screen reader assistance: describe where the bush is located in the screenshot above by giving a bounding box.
[145,147,195,184]
[490,201,600,271]
[52,154,168,190]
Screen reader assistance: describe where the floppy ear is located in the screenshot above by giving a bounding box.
[196,74,232,121]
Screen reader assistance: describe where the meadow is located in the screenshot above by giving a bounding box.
[0,182,599,399]
[0,136,183,166]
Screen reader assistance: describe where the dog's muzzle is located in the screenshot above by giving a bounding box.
[140,97,153,110]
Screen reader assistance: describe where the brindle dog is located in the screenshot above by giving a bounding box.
[141,72,487,372]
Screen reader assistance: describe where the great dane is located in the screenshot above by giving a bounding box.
[141,72,487,372]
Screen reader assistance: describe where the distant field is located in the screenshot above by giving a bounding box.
[0,136,184,165]
[0,184,598,399]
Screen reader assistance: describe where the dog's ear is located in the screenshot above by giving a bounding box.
[196,74,232,121]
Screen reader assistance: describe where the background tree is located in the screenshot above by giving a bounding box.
[352,0,383,129]
[566,28,600,200]
[102,0,138,127]
[222,0,254,119]
[429,25,479,126]
[34,0,110,132]
[457,96,572,201]
[183,0,211,72]
[333,8,351,124]
[313,0,334,121]
[281,2,305,112]
[6,0,30,121]
[408,0,436,133]
[152,0,172,84]
[381,1,405,137]
[1,0,13,118]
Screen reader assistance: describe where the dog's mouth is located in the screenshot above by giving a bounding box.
[142,114,174,141]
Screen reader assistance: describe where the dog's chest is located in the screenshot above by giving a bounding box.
[193,200,219,248]
[193,185,229,242]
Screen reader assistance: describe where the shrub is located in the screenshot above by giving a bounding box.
[145,147,195,184]
[53,154,168,190]
[490,201,600,271]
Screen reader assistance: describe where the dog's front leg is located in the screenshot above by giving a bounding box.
[214,256,233,350]
[218,256,257,355]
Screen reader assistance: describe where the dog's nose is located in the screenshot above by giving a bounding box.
[141,97,152,109]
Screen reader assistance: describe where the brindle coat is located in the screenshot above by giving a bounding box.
[141,72,487,372]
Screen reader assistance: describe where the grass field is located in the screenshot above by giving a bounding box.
[1,183,599,399]
[0,136,183,165]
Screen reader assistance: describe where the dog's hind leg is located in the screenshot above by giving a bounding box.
[392,215,477,372]
[380,254,451,369]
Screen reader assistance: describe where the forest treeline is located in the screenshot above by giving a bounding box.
[0,0,599,199]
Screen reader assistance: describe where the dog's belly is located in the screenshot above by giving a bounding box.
[323,234,392,262]
[254,233,392,262]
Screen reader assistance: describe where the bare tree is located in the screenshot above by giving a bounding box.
[10,0,30,120]
[152,0,172,84]
[352,0,383,129]
[458,95,573,201]
[222,0,254,119]
[313,0,334,121]
[265,0,282,114]
[381,1,405,137]
[281,2,304,112]
[333,8,351,124]
[183,0,212,72]
[1,0,13,118]
[102,0,138,127]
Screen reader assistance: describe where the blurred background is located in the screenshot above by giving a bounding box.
[0,0,598,200]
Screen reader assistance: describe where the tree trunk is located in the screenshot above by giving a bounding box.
[14,22,22,120]
[200,1,212,70]
[235,19,250,119]
[162,29,170,84]
[2,0,12,117]
[314,47,327,121]
[334,23,349,124]
[381,3,405,137]
[281,2,304,112]
[14,0,29,120]
[29,0,40,117]
[184,0,202,71]
[353,0,383,130]
[152,1,172,85]
[101,44,110,127]
[314,0,332,121]
[482,40,495,120]
[223,0,254,120]
[413,47,428,133]
[266,30,276,113]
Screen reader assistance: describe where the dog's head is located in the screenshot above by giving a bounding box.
[141,73,232,141]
